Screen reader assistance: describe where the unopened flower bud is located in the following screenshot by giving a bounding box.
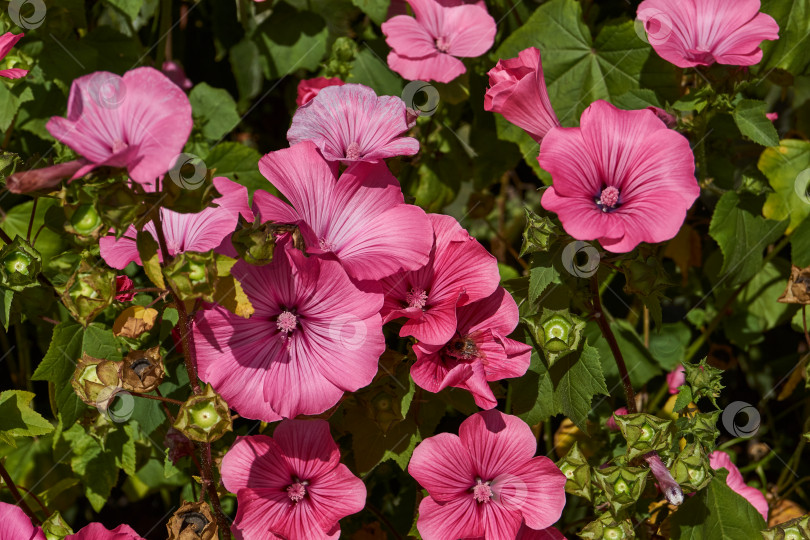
[167,501,218,540]
[606,407,628,431]
[520,209,559,256]
[164,251,217,302]
[173,384,232,443]
[67,204,103,237]
[686,410,722,446]
[523,308,585,366]
[556,442,592,501]
[115,275,135,301]
[683,357,724,407]
[614,413,675,460]
[592,465,649,514]
[71,353,122,408]
[671,442,713,493]
[0,236,42,291]
[120,347,164,393]
[643,451,683,506]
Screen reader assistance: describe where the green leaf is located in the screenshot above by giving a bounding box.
[612,89,663,110]
[669,470,767,539]
[585,320,662,389]
[57,423,119,512]
[709,191,788,286]
[529,264,559,305]
[351,0,390,24]
[347,48,404,99]
[229,39,264,105]
[724,260,791,346]
[103,0,143,21]
[791,215,810,267]
[648,322,692,371]
[0,289,12,331]
[758,139,810,234]
[256,2,328,79]
[733,99,779,147]
[0,391,54,446]
[1,199,69,263]
[673,386,693,412]
[189,83,241,141]
[0,83,21,132]
[759,0,810,76]
[205,143,267,198]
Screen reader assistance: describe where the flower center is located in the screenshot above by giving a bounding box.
[276,310,298,333]
[319,238,335,252]
[345,141,361,160]
[286,479,308,503]
[598,186,620,211]
[112,139,128,154]
[435,36,451,53]
[405,287,428,309]
[472,478,493,503]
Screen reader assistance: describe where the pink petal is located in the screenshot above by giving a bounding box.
[498,457,567,530]
[387,50,467,83]
[296,77,345,107]
[231,487,326,540]
[66,523,144,540]
[221,435,290,494]
[406,0,446,38]
[0,502,45,540]
[411,345,475,394]
[409,432,477,502]
[517,524,567,540]
[0,68,28,79]
[400,296,460,345]
[382,15,439,58]
[273,419,341,480]
[415,496,484,540]
[458,287,518,336]
[459,410,537,480]
[443,4,496,57]
[480,500,523,539]
[307,463,367,527]
[709,451,769,521]
[0,32,23,59]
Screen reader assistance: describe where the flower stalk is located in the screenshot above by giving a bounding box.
[0,459,41,526]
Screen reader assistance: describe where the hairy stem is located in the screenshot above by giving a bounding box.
[131,392,184,406]
[0,459,41,525]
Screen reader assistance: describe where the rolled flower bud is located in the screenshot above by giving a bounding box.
[173,384,232,443]
[115,275,135,301]
[166,501,218,540]
[643,451,683,506]
[0,236,42,291]
[120,347,164,393]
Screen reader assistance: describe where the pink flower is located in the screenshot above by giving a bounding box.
[517,524,567,539]
[540,100,699,253]
[637,0,779,68]
[45,67,193,186]
[114,275,135,301]
[484,47,559,144]
[192,237,384,421]
[0,32,28,79]
[99,177,252,269]
[66,523,144,539]
[161,61,192,90]
[381,213,500,346]
[647,106,677,128]
[254,142,432,281]
[709,451,768,521]
[287,84,418,163]
[667,365,686,394]
[412,287,531,409]
[0,502,45,540]
[766,112,779,122]
[606,407,629,431]
[382,0,496,83]
[296,77,344,106]
[221,420,366,540]
[408,410,567,539]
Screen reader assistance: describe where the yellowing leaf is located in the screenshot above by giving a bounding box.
[213,275,254,318]
[758,139,810,233]
[136,230,165,289]
[113,305,158,338]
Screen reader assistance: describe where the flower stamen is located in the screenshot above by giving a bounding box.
[406,287,428,310]
[472,478,493,503]
[276,311,298,333]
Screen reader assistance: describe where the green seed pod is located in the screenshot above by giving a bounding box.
[761,514,810,540]
[41,510,74,540]
[57,261,116,326]
[519,209,559,256]
[556,442,592,501]
[0,236,42,292]
[685,410,723,447]
[71,353,123,408]
[578,512,635,540]
[592,465,650,514]
[230,216,291,266]
[614,413,675,460]
[68,204,103,236]
[173,384,232,443]
[164,251,218,302]
[523,308,586,366]
[671,442,713,493]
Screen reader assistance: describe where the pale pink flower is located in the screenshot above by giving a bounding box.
[287,84,418,163]
[667,365,686,394]
[409,410,567,539]
[412,287,531,409]
[485,47,559,144]
[161,61,192,90]
[0,32,28,79]
[381,213,500,346]
[382,0,496,83]
[0,502,45,540]
[221,420,366,540]
[296,77,344,106]
[517,524,567,539]
[540,100,699,253]
[709,451,768,521]
[46,67,193,186]
[254,142,432,281]
[66,523,144,539]
[99,177,252,269]
[192,237,384,421]
[637,0,779,68]
[606,407,629,431]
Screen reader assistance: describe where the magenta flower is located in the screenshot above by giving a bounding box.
[66,523,144,539]
[412,287,531,408]
[381,213,500,346]
[0,502,45,540]
[709,451,768,521]
[0,32,28,79]
[540,100,699,253]
[114,275,135,302]
[637,0,778,68]
[287,84,418,163]
[221,420,366,540]
[408,410,567,539]
[45,67,193,187]
[296,77,344,107]
[382,0,496,83]
[667,365,686,394]
[484,47,559,144]
[99,177,252,269]
[517,524,566,539]
[606,407,629,431]
[192,237,384,421]
[161,61,192,90]
[254,142,432,281]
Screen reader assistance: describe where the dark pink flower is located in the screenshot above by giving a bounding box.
[517,524,566,539]
[114,275,135,301]
[221,420,366,540]
[540,100,699,253]
[66,523,144,539]
[667,365,686,394]
[412,287,531,409]
[380,213,500,346]
[0,502,45,540]
[192,238,384,421]
[254,142,432,281]
[766,112,779,122]
[46,67,192,186]
[382,0,496,83]
[408,410,567,539]
[606,407,629,431]
[99,177,252,269]
[709,451,768,521]
[287,84,418,163]
[637,0,779,68]
[161,61,192,90]
[0,32,28,79]
[296,77,345,107]
[647,106,677,128]
[484,47,559,144]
